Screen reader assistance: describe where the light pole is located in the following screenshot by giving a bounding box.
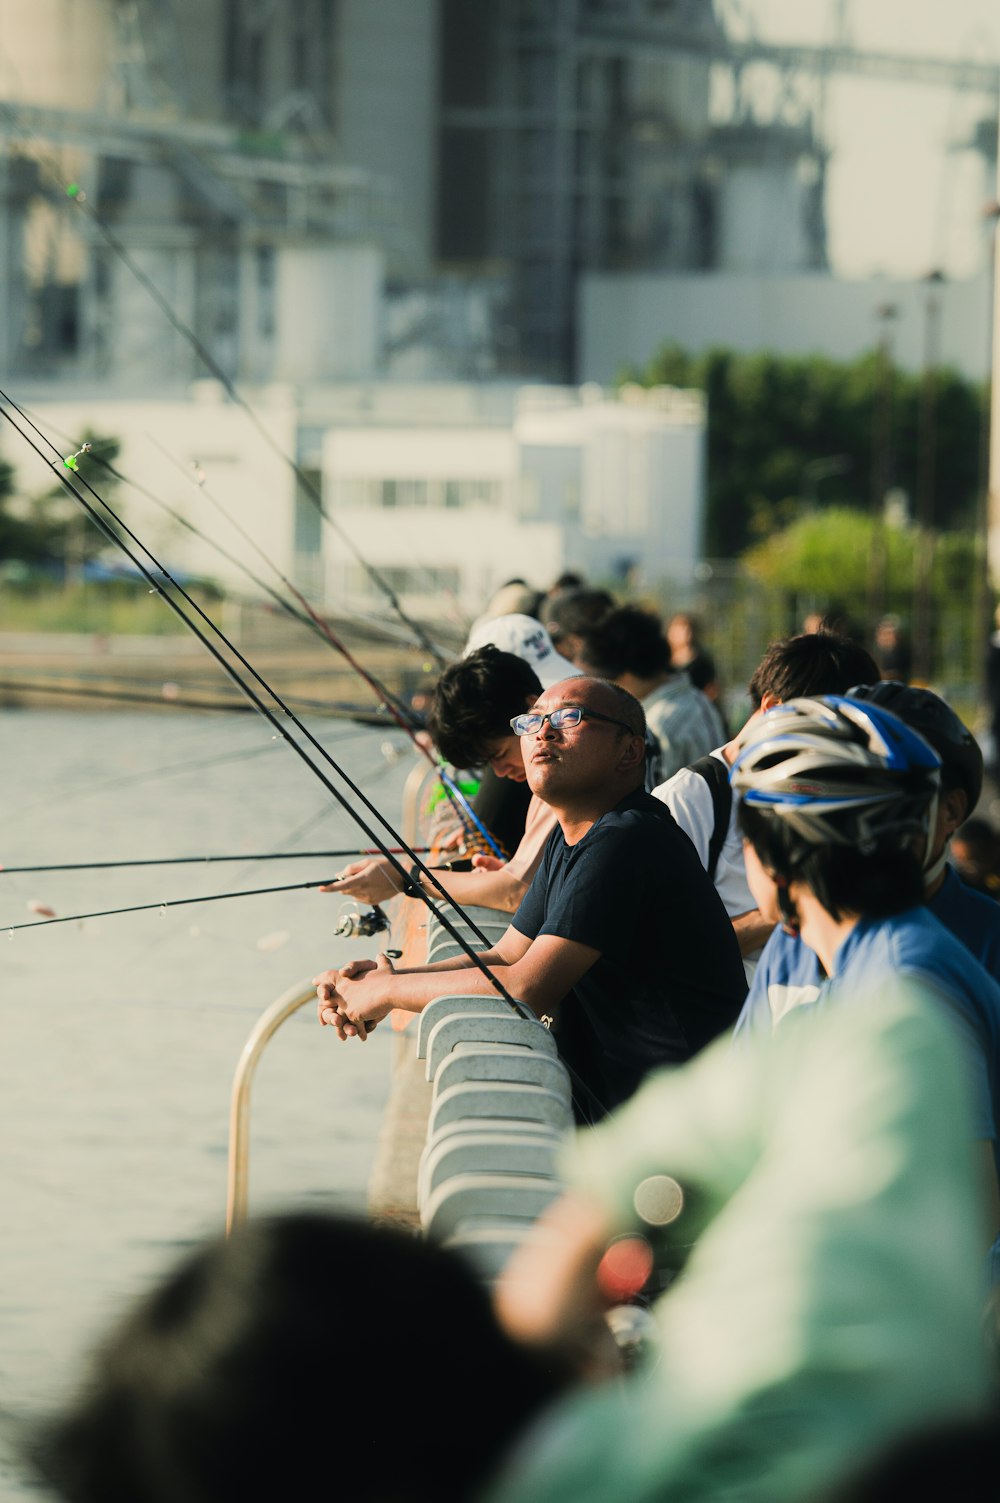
[868,302,898,630]
[912,269,944,684]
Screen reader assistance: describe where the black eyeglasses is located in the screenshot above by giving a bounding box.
[509,705,637,737]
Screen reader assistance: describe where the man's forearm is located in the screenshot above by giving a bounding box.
[395,944,506,976]
[382,961,518,1014]
[731,909,775,957]
[412,865,527,915]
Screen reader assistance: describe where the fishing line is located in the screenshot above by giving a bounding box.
[48,169,447,668]
[17,402,494,856]
[149,434,504,860]
[1,874,344,931]
[19,403,448,659]
[6,723,374,822]
[0,676,259,714]
[0,846,433,875]
[0,673,414,722]
[0,97,442,665]
[0,392,525,1013]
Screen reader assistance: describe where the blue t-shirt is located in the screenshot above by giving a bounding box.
[733,876,1000,1162]
[512,788,747,1119]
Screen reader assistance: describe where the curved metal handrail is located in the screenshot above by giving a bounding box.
[225,977,316,1234]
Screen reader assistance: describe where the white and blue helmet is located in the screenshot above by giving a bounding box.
[731,695,942,860]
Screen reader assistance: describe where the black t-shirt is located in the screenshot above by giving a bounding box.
[512,788,747,1119]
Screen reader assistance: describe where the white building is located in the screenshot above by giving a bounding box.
[320,383,706,619]
[12,380,706,624]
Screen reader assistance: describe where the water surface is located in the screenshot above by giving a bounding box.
[0,708,408,1497]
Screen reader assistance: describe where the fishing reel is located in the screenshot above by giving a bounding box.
[333,903,391,940]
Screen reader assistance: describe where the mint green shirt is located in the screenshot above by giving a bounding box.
[486,979,991,1503]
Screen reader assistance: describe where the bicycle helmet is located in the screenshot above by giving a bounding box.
[845,681,982,810]
[732,695,941,865]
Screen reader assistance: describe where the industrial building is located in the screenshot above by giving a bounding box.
[2,3,999,601]
[0,0,843,387]
[18,380,706,617]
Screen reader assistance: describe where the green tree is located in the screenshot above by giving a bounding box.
[743,506,977,644]
[623,346,984,558]
[33,432,124,572]
[0,433,124,570]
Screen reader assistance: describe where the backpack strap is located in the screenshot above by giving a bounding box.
[689,754,732,882]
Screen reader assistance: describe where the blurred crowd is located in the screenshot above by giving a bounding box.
[30,571,1000,1503]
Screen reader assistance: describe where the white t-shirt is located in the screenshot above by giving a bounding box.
[654,750,761,982]
[653,750,753,918]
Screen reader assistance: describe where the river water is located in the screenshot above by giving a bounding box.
[0,708,410,1498]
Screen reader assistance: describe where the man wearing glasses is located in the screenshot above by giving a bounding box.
[317,677,747,1118]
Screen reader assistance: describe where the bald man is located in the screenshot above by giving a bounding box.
[316,679,746,1118]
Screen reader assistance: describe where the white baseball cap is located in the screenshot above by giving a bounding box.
[464,613,581,689]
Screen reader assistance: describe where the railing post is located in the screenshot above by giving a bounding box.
[225,979,316,1235]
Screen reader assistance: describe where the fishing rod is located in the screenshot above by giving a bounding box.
[23,408,497,857]
[0,847,431,875]
[0,673,416,723]
[0,392,526,1015]
[27,416,451,661]
[150,435,505,860]
[43,166,446,669]
[1,874,345,931]
[0,675,255,713]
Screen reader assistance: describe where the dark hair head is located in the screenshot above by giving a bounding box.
[428,646,541,767]
[954,816,997,855]
[551,571,584,592]
[576,605,671,680]
[540,588,615,645]
[845,681,983,808]
[747,633,880,710]
[740,800,925,921]
[35,1214,567,1503]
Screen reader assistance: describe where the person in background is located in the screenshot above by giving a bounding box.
[469,579,545,634]
[665,610,720,702]
[547,570,584,597]
[874,613,912,682]
[540,587,615,666]
[577,604,722,783]
[654,633,880,975]
[324,645,564,916]
[953,818,1000,901]
[986,603,1000,776]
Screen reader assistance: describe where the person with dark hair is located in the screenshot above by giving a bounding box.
[317,677,746,1118]
[548,570,584,595]
[874,613,912,682]
[34,1213,570,1503]
[323,645,565,915]
[952,817,1000,900]
[745,631,881,711]
[731,694,1000,1259]
[655,633,881,975]
[578,604,723,782]
[665,610,721,703]
[540,587,615,665]
[735,683,1000,1039]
